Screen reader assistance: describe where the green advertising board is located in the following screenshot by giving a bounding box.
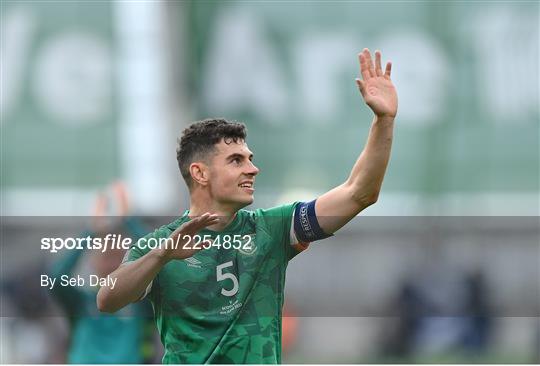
[186,2,539,196]
[2,1,118,188]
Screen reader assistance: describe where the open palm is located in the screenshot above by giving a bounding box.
[355,48,398,119]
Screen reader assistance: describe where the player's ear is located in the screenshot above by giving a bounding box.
[190,162,209,186]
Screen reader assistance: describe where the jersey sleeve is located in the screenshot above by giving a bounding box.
[121,224,175,300]
[122,224,172,264]
[256,202,309,261]
[122,236,150,264]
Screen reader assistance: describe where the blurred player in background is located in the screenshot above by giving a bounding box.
[49,182,157,363]
[97,48,397,363]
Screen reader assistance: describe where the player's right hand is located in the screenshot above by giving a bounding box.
[158,213,219,262]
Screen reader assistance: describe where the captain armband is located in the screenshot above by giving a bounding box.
[293,200,333,242]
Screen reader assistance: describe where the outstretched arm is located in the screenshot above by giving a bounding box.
[315,49,398,234]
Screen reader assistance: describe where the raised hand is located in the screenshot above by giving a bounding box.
[355,48,398,119]
[91,181,131,233]
[160,213,220,261]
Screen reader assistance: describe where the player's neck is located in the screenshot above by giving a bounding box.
[188,200,238,231]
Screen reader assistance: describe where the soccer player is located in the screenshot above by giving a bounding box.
[97,48,398,363]
[50,184,156,363]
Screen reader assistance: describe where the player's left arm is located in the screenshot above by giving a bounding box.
[314,48,398,235]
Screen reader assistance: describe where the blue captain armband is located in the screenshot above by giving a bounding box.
[293,200,333,242]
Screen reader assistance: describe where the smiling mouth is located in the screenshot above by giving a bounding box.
[238,182,254,189]
[238,182,254,193]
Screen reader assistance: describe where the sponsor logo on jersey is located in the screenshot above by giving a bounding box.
[184,257,202,268]
[238,234,257,256]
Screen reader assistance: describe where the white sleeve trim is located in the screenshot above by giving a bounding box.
[139,281,153,300]
[120,260,153,301]
[289,215,299,246]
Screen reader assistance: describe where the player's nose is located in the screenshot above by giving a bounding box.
[246,160,260,176]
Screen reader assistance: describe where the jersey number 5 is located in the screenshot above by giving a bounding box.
[216,261,239,297]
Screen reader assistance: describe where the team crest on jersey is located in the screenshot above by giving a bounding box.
[238,234,257,256]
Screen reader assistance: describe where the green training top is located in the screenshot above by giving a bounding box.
[49,219,155,364]
[125,202,303,364]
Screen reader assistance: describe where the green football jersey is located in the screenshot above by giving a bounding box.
[126,202,303,364]
[49,219,155,364]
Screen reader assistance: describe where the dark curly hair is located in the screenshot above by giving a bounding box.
[177,118,247,188]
